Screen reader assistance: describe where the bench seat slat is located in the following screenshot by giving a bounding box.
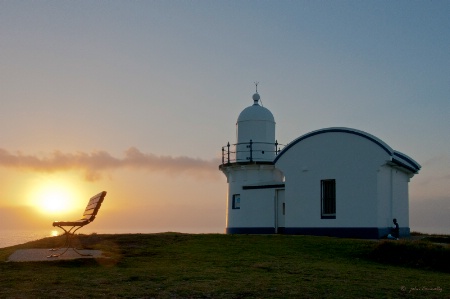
[83,208,100,217]
[87,197,102,206]
[53,219,89,227]
[84,202,102,212]
[83,206,102,216]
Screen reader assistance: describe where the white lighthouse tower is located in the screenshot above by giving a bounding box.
[219,86,285,234]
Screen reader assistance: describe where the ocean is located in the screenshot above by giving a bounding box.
[1,226,447,249]
[0,227,225,249]
[0,228,148,249]
[0,230,57,249]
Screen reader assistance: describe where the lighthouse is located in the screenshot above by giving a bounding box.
[219,87,285,234]
[218,86,420,238]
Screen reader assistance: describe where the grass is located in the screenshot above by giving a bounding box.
[0,233,449,298]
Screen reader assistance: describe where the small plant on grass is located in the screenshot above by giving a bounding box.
[368,239,450,273]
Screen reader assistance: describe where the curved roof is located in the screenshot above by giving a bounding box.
[237,93,275,123]
[237,103,274,123]
[274,127,421,173]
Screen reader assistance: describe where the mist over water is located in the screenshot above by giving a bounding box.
[410,227,450,235]
[0,227,225,248]
[1,226,448,249]
[0,230,55,248]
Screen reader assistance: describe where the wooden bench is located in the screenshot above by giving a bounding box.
[48,191,107,258]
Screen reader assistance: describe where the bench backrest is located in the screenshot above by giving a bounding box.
[81,191,107,223]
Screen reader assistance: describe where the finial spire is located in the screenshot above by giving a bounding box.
[252,82,261,105]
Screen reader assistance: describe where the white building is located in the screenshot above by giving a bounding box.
[219,91,421,238]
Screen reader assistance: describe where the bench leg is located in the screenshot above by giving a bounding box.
[48,226,91,258]
[48,226,72,256]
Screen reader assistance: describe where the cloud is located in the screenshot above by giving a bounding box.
[0,147,221,181]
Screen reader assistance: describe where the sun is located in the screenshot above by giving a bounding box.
[38,187,70,213]
[28,176,81,215]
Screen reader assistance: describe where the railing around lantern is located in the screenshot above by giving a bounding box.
[221,140,284,165]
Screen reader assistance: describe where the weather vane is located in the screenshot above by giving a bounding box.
[254,81,259,93]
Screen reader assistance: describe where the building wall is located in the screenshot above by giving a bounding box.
[376,165,411,237]
[376,165,392,228]
[276,132,391,231]
[231,188,276,228]
[392,169,410,236]
[221,127,416,238]
[222,163,282,233]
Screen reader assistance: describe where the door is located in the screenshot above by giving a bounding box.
[275,189,285,233]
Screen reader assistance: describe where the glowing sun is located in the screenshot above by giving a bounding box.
[39,188,70,212]
[29,177,80,214]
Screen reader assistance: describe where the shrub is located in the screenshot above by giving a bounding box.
[368,240,450,272]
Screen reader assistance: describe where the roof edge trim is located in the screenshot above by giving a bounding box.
[393,151,421,172]
[274,127,393,163]
[391,158,419,174]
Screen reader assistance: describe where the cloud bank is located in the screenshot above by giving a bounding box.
[0,147,221,181]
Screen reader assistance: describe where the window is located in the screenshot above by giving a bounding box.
[232,194,240,209]
[321,179,336,219]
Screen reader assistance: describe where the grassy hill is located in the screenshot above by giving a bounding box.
[0,233,449,298]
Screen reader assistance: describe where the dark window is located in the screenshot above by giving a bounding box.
[232,194,240,209]
[321,179,336,219]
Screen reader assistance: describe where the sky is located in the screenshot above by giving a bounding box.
[1,1,449,235]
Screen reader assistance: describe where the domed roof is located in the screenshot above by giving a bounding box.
[237,93,275,123]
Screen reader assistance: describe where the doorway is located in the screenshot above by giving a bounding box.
[275,189,285,233]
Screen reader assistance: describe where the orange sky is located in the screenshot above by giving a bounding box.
[0,151,226,233]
